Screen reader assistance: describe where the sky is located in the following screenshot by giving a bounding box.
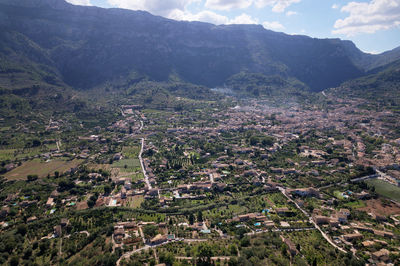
[66,0,400,54]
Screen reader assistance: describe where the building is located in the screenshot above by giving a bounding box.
[343,233,363,241]
[339,209,350,217]
[313,215,330,225]
[27,216,37,223]
[289,188,320,198]
[275,207,294,216]
[270,167,283,174]
[149,234,167,245]
[54,225,62,237]
[335,213,348,224]
[281,236,298,256]
[76,201,89,210]
[373,230,394,239]
[114,226,125,244]
[46,197,54,208]
[0,206,10,218]
[60,218,69,227]
[372,249,390,263]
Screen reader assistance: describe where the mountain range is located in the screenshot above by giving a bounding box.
[0,0,400,94]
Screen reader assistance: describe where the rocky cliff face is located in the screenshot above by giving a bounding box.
[0,0,398,91]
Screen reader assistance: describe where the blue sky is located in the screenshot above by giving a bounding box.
[67,0,400,54]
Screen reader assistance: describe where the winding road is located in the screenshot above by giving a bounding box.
[139,137,152,189]
[277,186,347,254]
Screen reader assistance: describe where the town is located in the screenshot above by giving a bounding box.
[0,94,400,266]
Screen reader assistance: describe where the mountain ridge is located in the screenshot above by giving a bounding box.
[0,0,399,92]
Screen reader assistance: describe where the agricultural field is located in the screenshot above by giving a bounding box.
[121,146,140,158]
[0,146,58,161]
[112,159,141,173]
[0,149,15,161]
[4,159,82,180]
[124,195,144,208]
[366,179,400,202]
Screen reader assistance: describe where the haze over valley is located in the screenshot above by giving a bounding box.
[0,0,400,265]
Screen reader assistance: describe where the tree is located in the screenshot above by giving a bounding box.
[189,213,195,225]
[159,251,175,265]
[229,244,238,256]
[312,258,317,266]
[104,185,112,195]
[197,211,203,222]
[58,180,74,192]
[17,224,27,236]
[88,195,97,208]
[9,256,19,266]
[27,175,38,182]
[249,136,259,146]
[240,236,251,247]
[281,244,287,257]
[143,225,158,239]
[23,248,32,259]
[32,139,41,147]
[197,243,213,265]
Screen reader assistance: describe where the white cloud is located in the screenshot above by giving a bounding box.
[171,10,261,25]
[107,0,197,17]
[364,50,380,54]
[333,0,400,36]
[66,0,92,6]
[106,0,287,31]
[255,0,301,12]
[331,4,339,9]
[262,21,285,30]
[286,10,297,16]
[205,0,253,10]
[169,9,230,24]
[229,13,259,24]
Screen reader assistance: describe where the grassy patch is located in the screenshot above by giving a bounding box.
[366,179,400,202]
[4,159,82,180]
[0,147,56,161]
[125,195,144,208]
[334,190,344,199]
[132,172,144,182]
[87,163,111,171]
[0,149,16,161]
[122,146,140,159]
[343,200,366,209]
[112,159,141,172]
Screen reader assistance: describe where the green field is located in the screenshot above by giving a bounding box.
[333,190,344,199]
[131,172,144,182]
[0,149,15,161]
[0,146,57,161]
[5,159,83,180]
[366,179,400,202]
[112,158,141,172]
[122,146,140,159]
[125,195,144,208]
[343,200,366,209]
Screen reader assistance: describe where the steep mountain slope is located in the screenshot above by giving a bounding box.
[330,59,400,109]
[340,41,400,72]
[2,0,395,92]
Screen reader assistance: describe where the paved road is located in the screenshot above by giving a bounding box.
[175,256,231,261]
[350,174,379,183]
[246,227,316,236]
[277,186,347,254]
[139,120,143,131]
[139,137,152,189]
[116,240,181,266]
[183,238,208,243]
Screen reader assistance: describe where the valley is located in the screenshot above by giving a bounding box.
[0,0,400,265]
[1,91,400,265]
